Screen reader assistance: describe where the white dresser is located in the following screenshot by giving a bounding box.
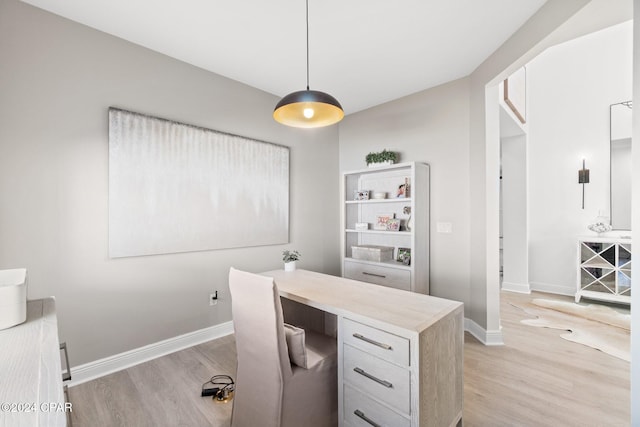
[264,269,463,427]
[0,298,68,427]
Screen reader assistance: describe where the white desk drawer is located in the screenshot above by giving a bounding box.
[344,383,410,427]
[343,318,409,366]
[344,260,411,291]
[343,344,410,414]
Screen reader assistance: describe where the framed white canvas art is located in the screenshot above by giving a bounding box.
[108,108,289,257]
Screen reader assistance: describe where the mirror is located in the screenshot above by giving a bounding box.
[610,101,632,230]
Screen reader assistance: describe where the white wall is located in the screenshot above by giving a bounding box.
[501,133,530,293]
[0,0,340,366]
[526,21,632,295]
[339,78,472,306]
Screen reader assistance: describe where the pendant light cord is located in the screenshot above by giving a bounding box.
[306,0,310,90]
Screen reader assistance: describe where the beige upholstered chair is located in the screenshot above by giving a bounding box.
[228,267,338,427]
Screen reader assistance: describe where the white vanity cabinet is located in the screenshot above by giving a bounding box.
[341,162,430,294]
[576,236,632,304]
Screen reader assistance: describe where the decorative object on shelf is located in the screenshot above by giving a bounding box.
[282,250,301,272]
[365,149,397,167]
[354,190,369,200]
[397,178,410,198]
[397,247,411,265]
[372,192,386,199]
[355,222,369,231]
[0,268,27,330]
[386,218,401,231]
[588,212,612,234]
[273,0,343,128]
[578,158,590,209]
[588,221,613,234]
[374,213,394,230]
[352,245,394,262]
[403,206,413,231]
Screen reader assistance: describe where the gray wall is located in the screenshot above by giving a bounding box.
[339,78,472,306]
[0,0,340,366]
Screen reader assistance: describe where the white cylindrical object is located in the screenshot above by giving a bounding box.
[0,268,28,330]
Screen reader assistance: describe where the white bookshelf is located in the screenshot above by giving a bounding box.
[341,162,430,294]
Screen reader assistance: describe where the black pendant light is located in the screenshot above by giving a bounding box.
[273,0,344,128]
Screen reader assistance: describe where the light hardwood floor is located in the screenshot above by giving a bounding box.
[68,291,630,426]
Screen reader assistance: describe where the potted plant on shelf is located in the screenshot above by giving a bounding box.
[282,250,301,272]
[365,149,397,167]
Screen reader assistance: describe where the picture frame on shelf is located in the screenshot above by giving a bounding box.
[386,218,401,231]
[354,190,369,201]
[396,177,410,198]
[397,247,411,265]
[374,213,394,230]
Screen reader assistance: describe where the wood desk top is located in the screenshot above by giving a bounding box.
[262,269,463,333]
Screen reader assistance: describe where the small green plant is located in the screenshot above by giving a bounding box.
[365,149,397,165]
[282,250,301,263]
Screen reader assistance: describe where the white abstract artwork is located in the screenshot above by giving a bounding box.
[108,108,289,258]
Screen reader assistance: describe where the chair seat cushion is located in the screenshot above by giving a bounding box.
[302,329,337,370]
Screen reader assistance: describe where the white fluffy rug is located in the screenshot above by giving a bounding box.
[513,298,631,362]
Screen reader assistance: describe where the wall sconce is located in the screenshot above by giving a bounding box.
[578,158,589,209]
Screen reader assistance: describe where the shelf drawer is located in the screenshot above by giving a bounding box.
[344,383,410,427]
[344,260,411,291]
[343,318,409,366]
[343,344,411,414]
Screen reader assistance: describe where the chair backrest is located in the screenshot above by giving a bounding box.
[228,268,292,427]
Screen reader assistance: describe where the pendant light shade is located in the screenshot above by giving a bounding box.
[273,89,344,128]
[273,0,344,128]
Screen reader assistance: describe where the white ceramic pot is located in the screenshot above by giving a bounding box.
[284,261,297,272]
[367,160,394,168]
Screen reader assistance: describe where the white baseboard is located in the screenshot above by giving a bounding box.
[501,281,531,294]
[69,316,503,385]
[464,318,504,346]
[68,321,234,387]
[529,281,574,296]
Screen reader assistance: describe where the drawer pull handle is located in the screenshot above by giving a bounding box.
[362,271,386,278]
[353,333,392,350]
[354,409,382,427]
[354,367,393,388]
[60,342,72,382]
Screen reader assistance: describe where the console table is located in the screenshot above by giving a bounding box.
[577,236,632,304]
[263,269,463,427]
[0,298,67,427]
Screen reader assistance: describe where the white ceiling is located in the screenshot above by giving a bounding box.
[21,0,547,115]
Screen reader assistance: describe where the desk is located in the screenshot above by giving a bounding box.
[263,269,463,427]
[0,298,67,427]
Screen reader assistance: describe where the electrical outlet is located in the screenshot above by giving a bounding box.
[209,291,218,306]
[436,222,453,233]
